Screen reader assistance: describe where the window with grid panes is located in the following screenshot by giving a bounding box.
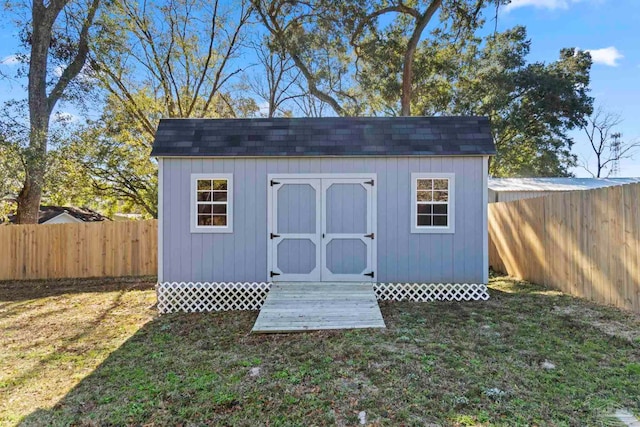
[191,174,233,232]
[416,178,450,227]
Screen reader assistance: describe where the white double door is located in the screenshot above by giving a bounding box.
[269,175,376,282]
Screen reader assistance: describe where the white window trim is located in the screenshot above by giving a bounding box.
[410,172,455,234]
[190,173,233,233]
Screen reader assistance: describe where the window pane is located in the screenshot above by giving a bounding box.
[212,180,227,191]
[433,179,448,190]
[198,215,213,226]
[433,215,448,226]
[417,179,433,190]
[417,190,432,202]
[212,215,227,226]
[417,215,432,226]
[212,205,227,214]
[197,179,212,190]
[433,204,447,215]
[212,191,227,202]
[433,191,448,202]
[198,204,212,214]
[197,191,212,202]
[417,204,432,214]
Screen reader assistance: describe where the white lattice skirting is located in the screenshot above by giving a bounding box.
[374,283,489,302]
[156,282,489,313]
[156,282,271,313]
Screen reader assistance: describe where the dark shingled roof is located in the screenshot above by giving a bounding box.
[150,116,495,157]
[5,206,111,224]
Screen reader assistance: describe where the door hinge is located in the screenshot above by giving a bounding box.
[364,271,374,278]
[270,232,280,239]
[270,271,281,277]
[364,179,374,186]
[270,180,280,186]
[365,232,375,239]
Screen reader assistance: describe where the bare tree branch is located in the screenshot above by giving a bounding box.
[580,106,639,177]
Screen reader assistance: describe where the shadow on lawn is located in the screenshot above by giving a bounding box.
[0,276,156,302]
[3,290,133,396]
[17,282,640,426]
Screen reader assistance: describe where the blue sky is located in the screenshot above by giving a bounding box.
[0,0,638,177]
[498,0,640,176]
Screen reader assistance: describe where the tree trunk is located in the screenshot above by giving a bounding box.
[399,0,441,116]
[15,154,46,223]
[16,1,52,224]
[15,0,99,223]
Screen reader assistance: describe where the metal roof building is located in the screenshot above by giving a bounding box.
[488,177,640,203]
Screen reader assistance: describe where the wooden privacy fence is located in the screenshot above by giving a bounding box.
[489,183,640,313]
[0,220,157,281]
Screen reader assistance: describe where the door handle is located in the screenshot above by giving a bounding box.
[322,233,325,238]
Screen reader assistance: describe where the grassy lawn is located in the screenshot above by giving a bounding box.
[1,277,639,426]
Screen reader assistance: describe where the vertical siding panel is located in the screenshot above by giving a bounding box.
[389,157,399,281]
[234,159,246,280]
[454,158,473,282]
[374,158,387,281]
[463,157,474,282]
[451,158,464,283]
[397,157,410,281]
[471,158,483,282]
[245,158,257,281]
[191,160,203,281]
[162,161,170,281]
[378,158,389,281]
[440,157,454,282]
[256,158,268,281]
[169,160,182,281]
[180,160,193,280]
[223,159,234,281]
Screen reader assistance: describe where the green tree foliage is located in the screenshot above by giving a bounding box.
[445,27,592,176]
[253,0,505,116]
[1,0,598,218]
[255,1,592,176]
[64,0,257,217]
[63,93,159,217]
[0,102,100,219]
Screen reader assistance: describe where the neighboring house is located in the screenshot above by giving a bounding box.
[151,116,495,309]
[488,177,640,203]
[5,206,110,224]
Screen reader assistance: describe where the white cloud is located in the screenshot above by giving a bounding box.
[504,0,584,12]
[586,46,624,66]
[53,65,64,77]
[56,111,80,123]
[1,55,20,65]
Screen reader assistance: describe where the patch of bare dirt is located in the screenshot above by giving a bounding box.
[553,304,640,343]
[0,276,156,302]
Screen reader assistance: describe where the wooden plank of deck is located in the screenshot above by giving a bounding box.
[252,282,386,333]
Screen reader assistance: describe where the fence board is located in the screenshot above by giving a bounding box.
[489,183,640,313]
[623,184,640,312]
[0,220,157,281]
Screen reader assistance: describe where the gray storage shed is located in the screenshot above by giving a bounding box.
[151,117,495,312]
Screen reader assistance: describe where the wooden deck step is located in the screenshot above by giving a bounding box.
[252,282,386,333]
